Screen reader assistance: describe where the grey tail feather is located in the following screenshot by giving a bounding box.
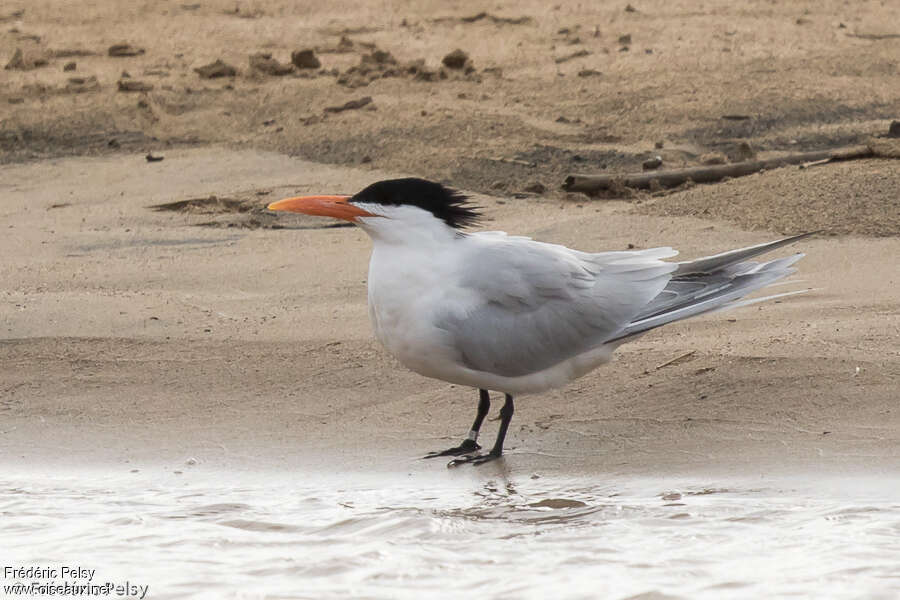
[674,231,817,276]
[609,233,814,343]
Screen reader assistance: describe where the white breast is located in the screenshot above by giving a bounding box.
[366,241,467,380]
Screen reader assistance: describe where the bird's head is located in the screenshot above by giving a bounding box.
[267,178,481,241]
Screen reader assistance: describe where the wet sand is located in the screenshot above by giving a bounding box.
[2,148,898,479]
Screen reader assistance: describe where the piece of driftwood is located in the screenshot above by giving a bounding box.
[563,144,875,194]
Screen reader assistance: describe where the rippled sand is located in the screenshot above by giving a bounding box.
[4,467,899,600]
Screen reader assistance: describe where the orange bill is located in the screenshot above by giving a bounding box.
[266,195,377,222]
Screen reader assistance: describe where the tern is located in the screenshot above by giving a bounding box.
[269,178,811,466]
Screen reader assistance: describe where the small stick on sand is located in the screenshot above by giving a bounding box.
[563,144,877,195]
[799,158,833,169]
[655,350,696,370]
[481,156,535,167]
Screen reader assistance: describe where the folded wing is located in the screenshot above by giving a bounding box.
[434,234,678,377]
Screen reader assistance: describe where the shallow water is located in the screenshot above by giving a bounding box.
[3,467,899,600]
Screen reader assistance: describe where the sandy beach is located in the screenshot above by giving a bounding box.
[3,0,899,475]
[2,145,898,479]
[2,2,899,598]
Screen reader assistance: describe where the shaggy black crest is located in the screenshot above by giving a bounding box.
[350,178,481,229]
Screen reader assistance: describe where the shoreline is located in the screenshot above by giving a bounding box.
[2,148,898,483]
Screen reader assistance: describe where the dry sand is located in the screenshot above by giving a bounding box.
[1,1,898,478]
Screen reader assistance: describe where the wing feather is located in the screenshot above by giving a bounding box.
[435,234,677,377]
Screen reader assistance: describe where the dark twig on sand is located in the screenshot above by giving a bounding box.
[324,96,373,113]
[846,32,900,40]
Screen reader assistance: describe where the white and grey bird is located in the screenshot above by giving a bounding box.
[268,178,811,466]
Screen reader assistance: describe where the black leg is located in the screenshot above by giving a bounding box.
[423,389,491,459]
[448,394,515,467]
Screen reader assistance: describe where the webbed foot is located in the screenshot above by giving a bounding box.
[422,438,481,459]
[446,450,503,467]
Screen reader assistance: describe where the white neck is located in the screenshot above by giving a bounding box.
[353,202,460,247]
[360,203,465,371]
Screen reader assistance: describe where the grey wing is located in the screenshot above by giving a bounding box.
[435,237,677,378]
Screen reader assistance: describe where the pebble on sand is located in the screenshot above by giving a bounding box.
[888,120,900,138]
[117,79,154,92]
[249,52,294,76]
[108,43,145,57]
[291,49,321,69]
[642,155,663,170]
[442,48,471,70]
[194,59,237,78]
[64,76,100,92]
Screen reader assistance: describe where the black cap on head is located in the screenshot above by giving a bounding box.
[349,178,481,229]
